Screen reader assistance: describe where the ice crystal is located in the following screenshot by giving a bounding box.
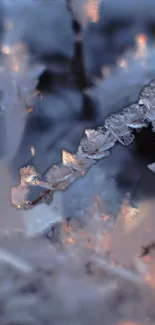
[20,166,39,187]
[11,79,155,209]
[148,162,155,173]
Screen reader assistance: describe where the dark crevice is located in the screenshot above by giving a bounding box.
[67,0,96,121]
[133,125,155,164]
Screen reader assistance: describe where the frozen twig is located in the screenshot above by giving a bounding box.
[11,79,155,209]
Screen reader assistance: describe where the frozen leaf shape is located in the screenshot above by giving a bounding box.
[62,150,78,167]
[62,150,83,171]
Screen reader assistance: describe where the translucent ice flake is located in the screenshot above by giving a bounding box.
[46,165,73,185]
[87,150,110,160]
[62,150,81,170]
[148,162,155,173]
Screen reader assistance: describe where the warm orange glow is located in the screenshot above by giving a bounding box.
[102,215,109,222]
[2,45,11,55]
[62,150,78,167]
[102,233,111,251]
[85,0,100,23]
[135,33,147,59]
[27,107,33,113]
[63,222,72,234]
[13,62,19,72]
[87,239,94,250]
[118,58,128,69]
[119,322,139,325]
[66,237,74,245]
[80,230,87,240]
[136,33,147,45]
[117,197,139,232]
[145,273,155,288]
[143,256,152,263]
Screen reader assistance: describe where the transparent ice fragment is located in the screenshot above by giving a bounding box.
[20,166,39,187]
[46,165,73,185]
[62,150,80,170]
[148,162,155,173]
[87,150,110,160]
[126,121,148,129]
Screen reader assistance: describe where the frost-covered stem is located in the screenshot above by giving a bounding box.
[12,79,155,209]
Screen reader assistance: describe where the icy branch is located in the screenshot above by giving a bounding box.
[11,79,155,209]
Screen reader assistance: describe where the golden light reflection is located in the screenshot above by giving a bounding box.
[102,233,111,251]
[66,237,74,245]
[119,322,139,325]
[85,0,100,23]
[12,62,19,72]
[145,273,155,288]
[135,33,147,59]
[118,58,128,69]
[117,197,139,233]
[62,150,78,167]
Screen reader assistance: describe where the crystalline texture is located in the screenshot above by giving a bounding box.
[12,79,155,209]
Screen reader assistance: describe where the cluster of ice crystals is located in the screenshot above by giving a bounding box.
[11,77,155,209]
